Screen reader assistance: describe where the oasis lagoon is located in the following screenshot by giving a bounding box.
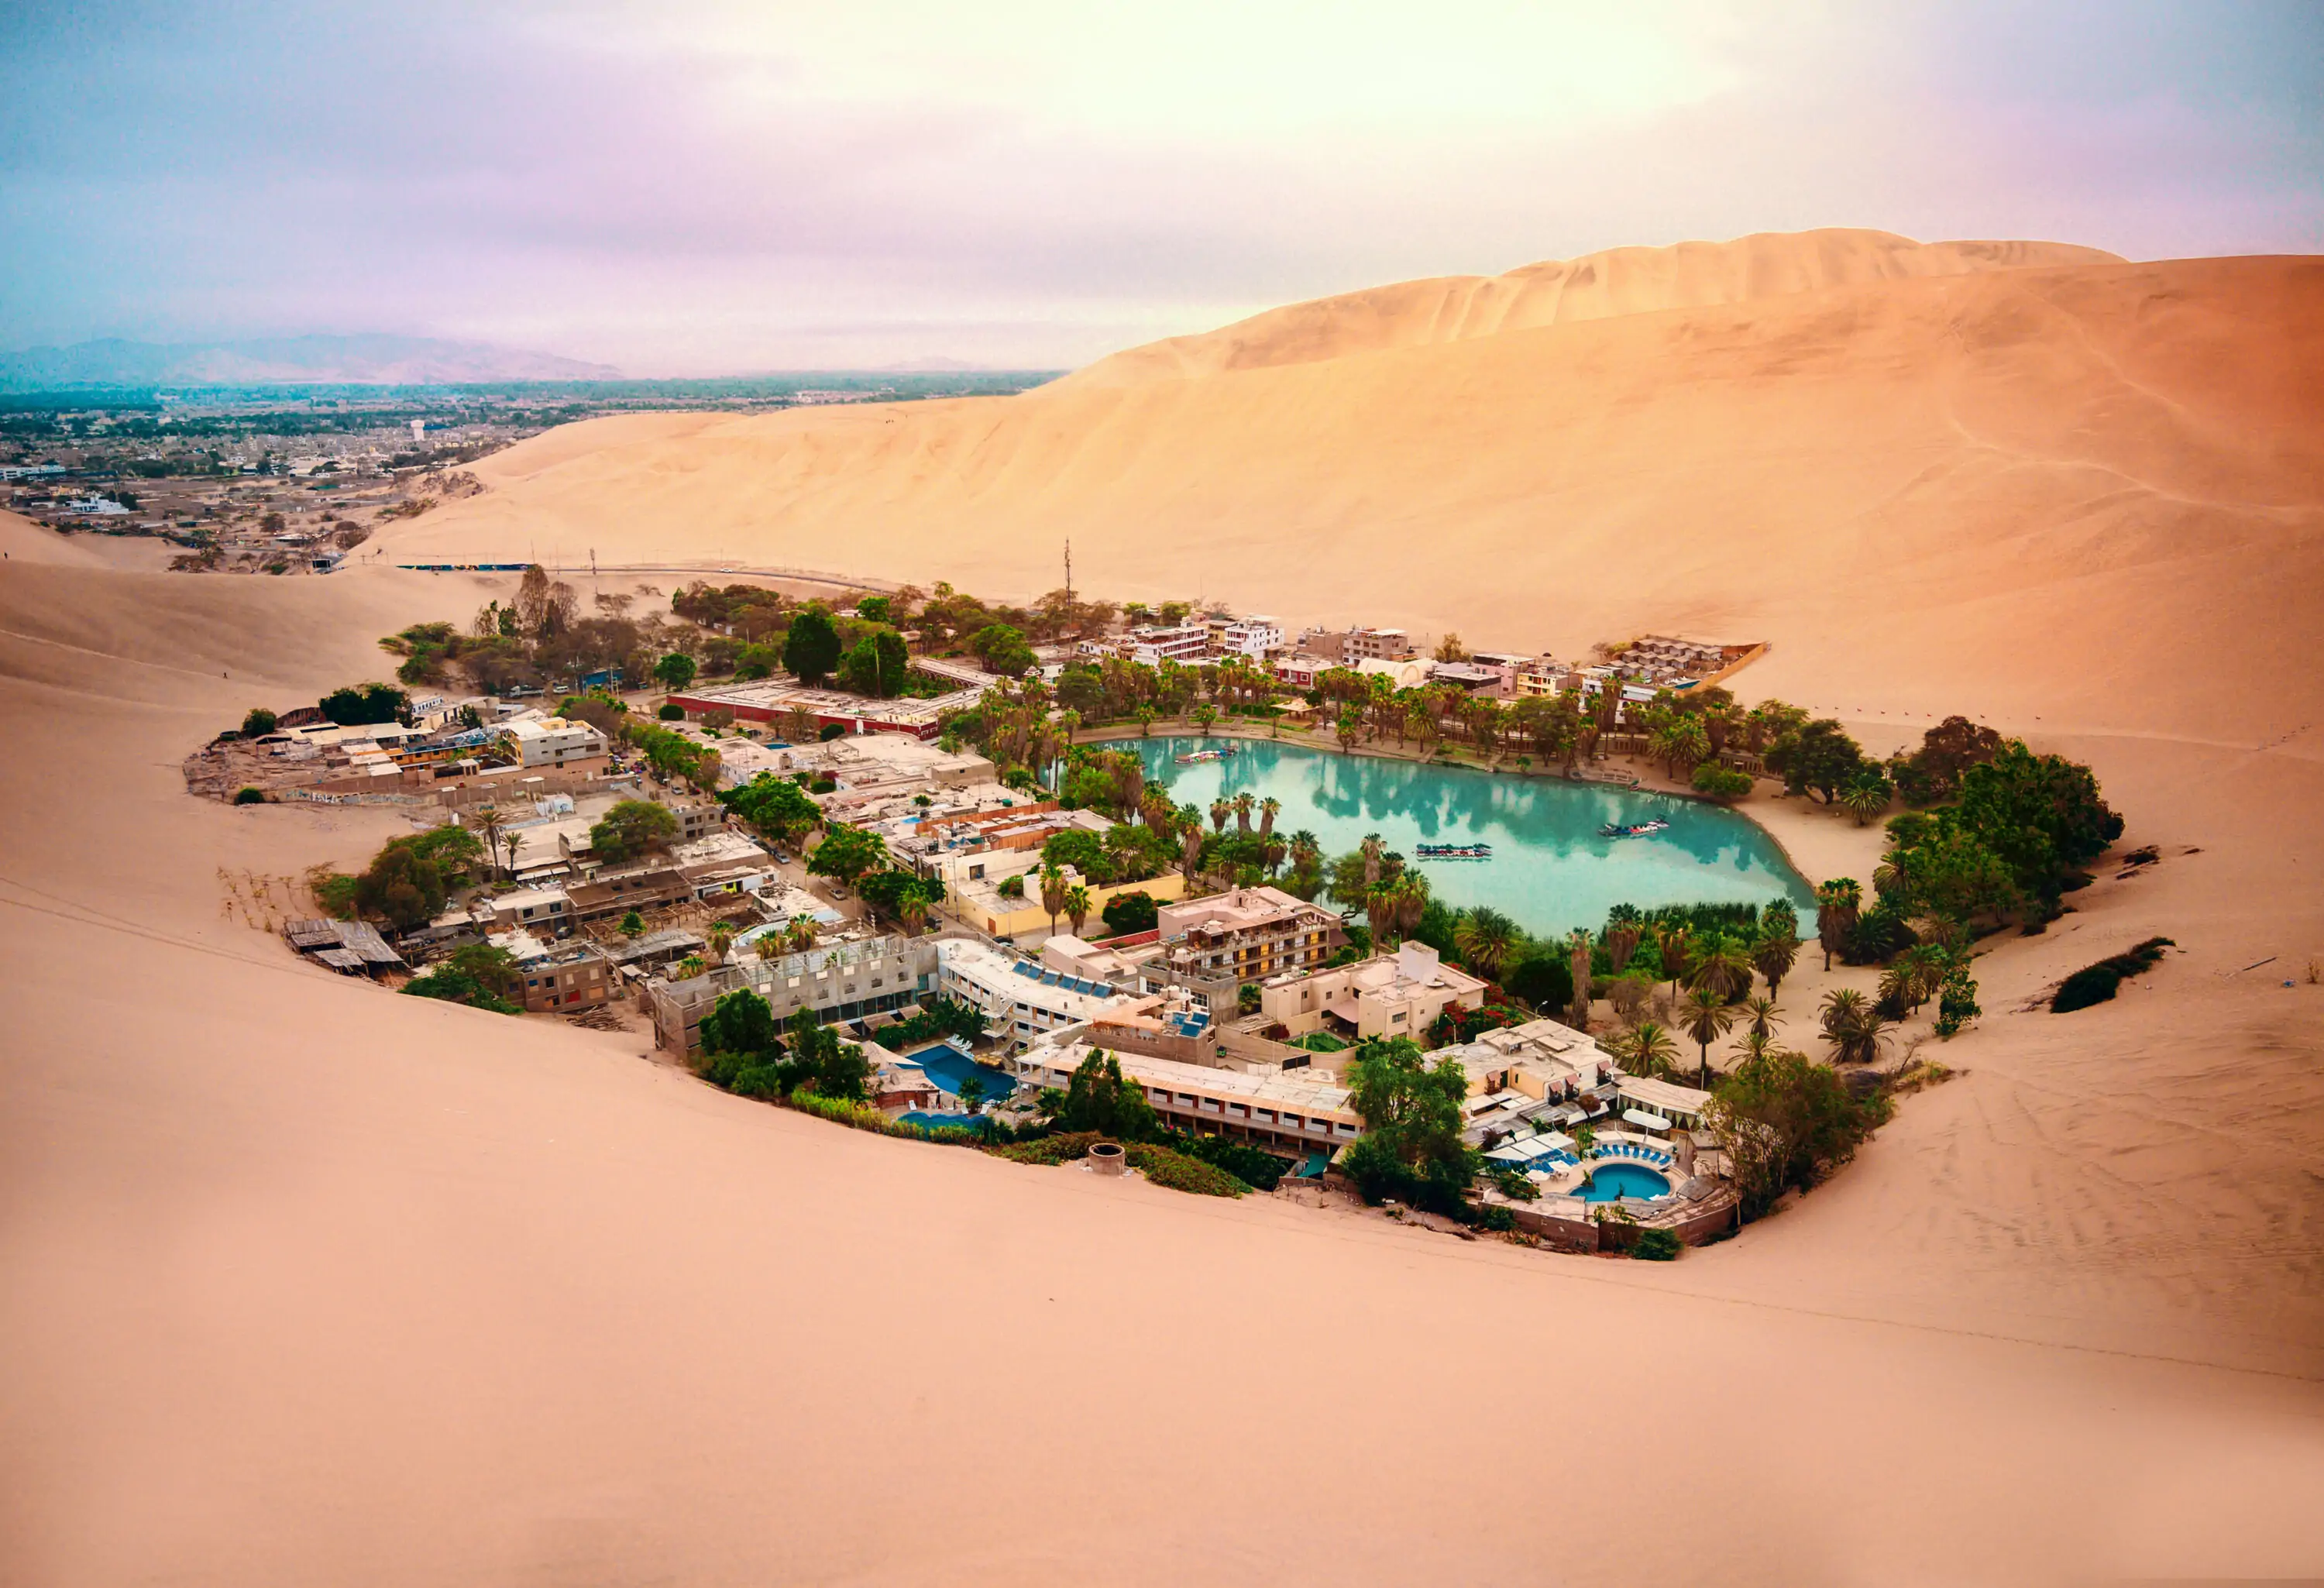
[1130,737,1813,939]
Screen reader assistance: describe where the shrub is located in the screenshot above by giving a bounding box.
[992,1131,1102,1166]
[1690,763,1753,800]
[1473,1204,1517,1233]
[1504,949,1573,1013]
[818,723,846,741]
[658,702,685,721]
[998,873,1025,899]
[241,707,277,737]
[233,786,266,806]
[2052,937,2174,1012]
[1124,1143,1246,1198]
[1100,890,1158,937]
[400,968,521,1015]
[1631,1228,1683,1261]
[1165,1131,1287,1191]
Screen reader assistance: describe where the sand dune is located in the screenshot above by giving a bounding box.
[383,247,2324,748]
[9,230,2324,1581]
[1061,228,2126,386]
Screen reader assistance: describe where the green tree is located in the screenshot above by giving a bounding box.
[1687,937,1755,1002]
[1767,719,1865,803]
[1703,1046,1889,1218]
[618,909,645,937]
[968,624,1036,678]
[1841,764,1894,826]
[1752,905,1802,999]
[653,651,697,692]
[722,771,822,845]
[1607,1020,1680,1080]
[1813,878,1862,971]
[807,823,889,889]
[1679,986,1741,1087]
[1345,1036,1470,1172]
[590,799,680,864]
[1451,906,1521,982]
[241,706,278,737]
[782,605,844,686]
[1054,1050,1160,1138]
[1954,741,2124,912]
[1818,988,1889,1066]
[1064,884,1092,937]
[700,988,782,1058]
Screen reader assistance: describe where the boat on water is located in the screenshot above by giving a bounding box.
[1415,842,1494,861]
[1174,747,1238,765]
[1600,819,1671,839]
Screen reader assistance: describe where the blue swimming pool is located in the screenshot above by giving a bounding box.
[1579,1162,1672,1202]
[899,1040,1017,1107]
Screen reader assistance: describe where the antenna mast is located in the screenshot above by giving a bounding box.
[1064,538,1072,611]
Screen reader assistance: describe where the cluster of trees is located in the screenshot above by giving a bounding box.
[696,995,873,1104]
[344,823,486,930]
[620,720,722,790]
[1701,1045,1893,1218]
[400,944,521,1015]
[868,997,989,1050]
[1339,1036,1479,1215]
[1029,1051,1290,1191]
[720,771,822,847]
[319,681,410,727]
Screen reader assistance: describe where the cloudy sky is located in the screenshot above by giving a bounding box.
[3,0,2319,372]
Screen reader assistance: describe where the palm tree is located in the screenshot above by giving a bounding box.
[1209,797,1231,834]
[1655,923,1694,995]
[1452,907,1521,982]
[1894,942,1952,1011]
[1679,987,1741,1086]
[1609,1021,1680,1079]
[1232,791,1254,833]
[899,892,929,937]
[1687,936,1755,1002]
[1334,706,1362,754]
[1360,833,1384,891]
[476,804,506,878]
[786,918,817,954]
[1258,796,1280,837]
[755,934,783,961]
[1192,703,1219,736]
[1605,905,1643,974]
[1179,824,1204,885]
[1134,705,1156,737]
[1741,994,1782,1039]
[499,829,523,880]
[1566,929,1594,1031]
[1064,884,1091,938]
[707,922,735,963]
[1814,878,1862,971]
[1818,988,1889,1065]
[1752,911,1802,999]
[1040,864,1068,935]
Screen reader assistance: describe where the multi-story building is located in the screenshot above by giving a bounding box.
[1258,941,1489,1042]
[1149,886,1347,1016]
[1270,654,1332,691]
[648,935,934,1058]
[932,937,1136,1046]
[1119,624,1212,666]
[1215,615,1282,661]
[1341,626,1418,664]
[498,716,608,770]
[498,935,614,1013]
[1513,656,1576,697]
[1011,1037,1366,1155]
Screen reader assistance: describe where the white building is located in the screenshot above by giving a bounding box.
[1118,624,1212,666]
[499,716,608,769]
[933,937,1136,1046]
[1216,616,1282,661]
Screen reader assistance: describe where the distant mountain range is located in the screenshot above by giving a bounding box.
[0,335,624,389]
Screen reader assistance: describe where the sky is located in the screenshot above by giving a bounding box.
[2,0,2319,373]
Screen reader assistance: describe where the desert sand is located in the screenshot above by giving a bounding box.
[6,229,2323,1583]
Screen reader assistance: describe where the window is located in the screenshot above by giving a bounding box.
[1391,1012,1406,1024]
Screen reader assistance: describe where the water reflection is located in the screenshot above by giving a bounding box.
[1138,737,1811,937]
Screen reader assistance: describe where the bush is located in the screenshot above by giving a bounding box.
[1631,1228,1683,1261]
[1504,950,1573,1013]
[658,702,685,720]
[241,707,277,737]
[1100,890,1159,937]
[1691,763,1753,800]
[1164,1131,1288,1191]
[992,1131,1102,1166]
[2052,937,2174,1012]
[1124,1143,1246,1198]
[400,968,521,1015]
[818,723,846,741]
[998,874,1025,899]
[233,786,266,806]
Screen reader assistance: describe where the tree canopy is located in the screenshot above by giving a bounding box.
[721,772,821,844]
[782,605,844,686]
[806,823,889,888]
[590,799,679,864]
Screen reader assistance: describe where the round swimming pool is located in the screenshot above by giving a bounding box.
[1579,1162,1672,1202]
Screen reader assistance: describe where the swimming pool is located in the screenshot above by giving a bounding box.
[897,1040,1017,1106]
[1579,1162,1673,1201]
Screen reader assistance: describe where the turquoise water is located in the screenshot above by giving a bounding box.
[1133,737,1812,939]
[1580,1162,1673,1201]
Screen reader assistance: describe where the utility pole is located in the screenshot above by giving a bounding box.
[1064,538,1072,613]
